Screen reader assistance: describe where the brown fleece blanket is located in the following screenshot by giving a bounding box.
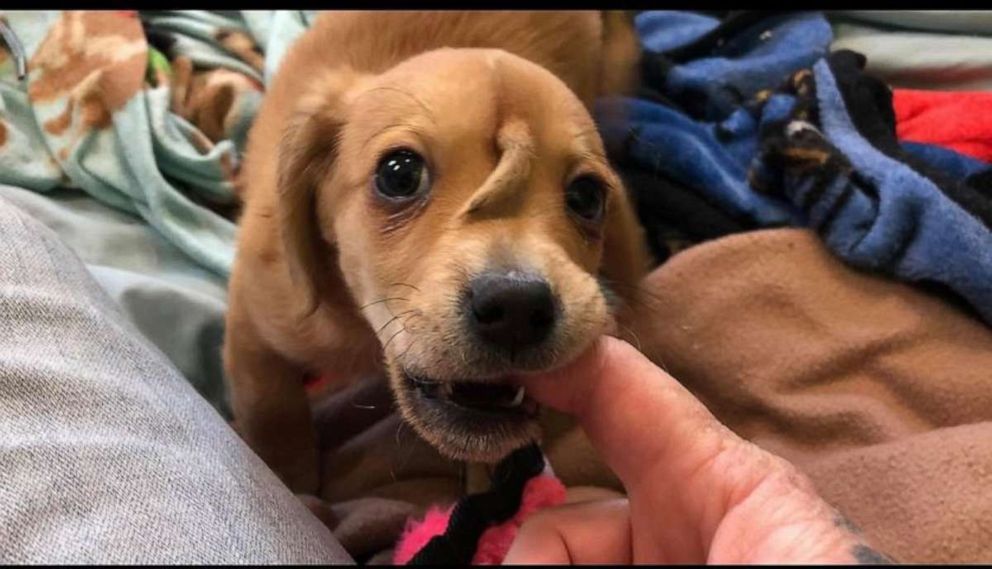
[313,228,992,564]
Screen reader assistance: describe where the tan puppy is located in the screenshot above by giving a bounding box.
[224,11,650,494]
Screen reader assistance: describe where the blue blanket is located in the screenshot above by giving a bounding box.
[602,10,992,326]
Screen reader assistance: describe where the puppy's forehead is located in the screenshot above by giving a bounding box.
[355,48,598,151]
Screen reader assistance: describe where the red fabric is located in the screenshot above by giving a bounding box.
[893,89,992,163]
[393,474,567,565]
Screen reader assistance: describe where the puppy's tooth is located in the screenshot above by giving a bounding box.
[509,386,526,407]
[442,382,454,397]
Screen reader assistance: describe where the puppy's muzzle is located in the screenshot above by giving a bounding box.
[466,270,557,353]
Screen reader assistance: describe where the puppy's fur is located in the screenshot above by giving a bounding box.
[225,11,650,494]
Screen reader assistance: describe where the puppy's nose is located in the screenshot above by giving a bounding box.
[468,272,556,351]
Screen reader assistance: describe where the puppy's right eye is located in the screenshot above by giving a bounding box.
[374,149,430,199]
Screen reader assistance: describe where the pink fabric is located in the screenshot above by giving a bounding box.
[392,474,567,565]
[472,475,567,565]
[393,505,454,565]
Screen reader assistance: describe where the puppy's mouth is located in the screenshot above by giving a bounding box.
[393,368,543,463]
[406,373,538,416]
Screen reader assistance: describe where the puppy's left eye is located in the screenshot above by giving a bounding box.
[375,149,431,199]
[565,175,605,223]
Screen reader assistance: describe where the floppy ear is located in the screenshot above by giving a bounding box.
[600,182,651,305]
[598,10,642,97]
[277,70,360,315]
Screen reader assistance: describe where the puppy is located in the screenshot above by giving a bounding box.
[224,11,650,494]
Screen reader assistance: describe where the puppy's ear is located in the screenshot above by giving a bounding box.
[277,70,361,315]
[600,182,651,304]
[598,10,641,97]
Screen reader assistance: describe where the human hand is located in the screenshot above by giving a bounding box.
[504,337,893,564]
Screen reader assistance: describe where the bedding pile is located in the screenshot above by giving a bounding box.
[1,10,991,564]
[0,10,312,416]
[606,11,992,326]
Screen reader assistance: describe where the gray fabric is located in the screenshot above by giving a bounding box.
[0,195,351,564]
[830,20,992,91]
[0,185,231,418]
[834,10,992,35]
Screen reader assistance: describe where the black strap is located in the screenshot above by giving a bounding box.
[406,443,545,565]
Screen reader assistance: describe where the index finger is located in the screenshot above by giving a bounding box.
[520,336,740,491]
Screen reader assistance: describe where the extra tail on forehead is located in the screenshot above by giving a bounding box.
[458,120,535,220]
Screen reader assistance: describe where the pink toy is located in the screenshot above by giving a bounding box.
[394,473,567,565]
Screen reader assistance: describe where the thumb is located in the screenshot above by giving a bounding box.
[520,336,740,491]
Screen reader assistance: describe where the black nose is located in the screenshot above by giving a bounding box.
[468,272,556,351]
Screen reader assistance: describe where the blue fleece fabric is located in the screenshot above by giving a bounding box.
[638,11,833,121]
[635,11,719,52]
[901,141,990,180]
[609,11,992,326]
[597,96,800,227]
[599,12,833,226]
[780,61,992,324]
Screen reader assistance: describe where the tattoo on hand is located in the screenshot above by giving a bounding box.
[834,513,863,536]
[834,512,895,564]
[852,544,894,565]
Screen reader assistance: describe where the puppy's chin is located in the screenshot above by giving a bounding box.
[386,361,543,463]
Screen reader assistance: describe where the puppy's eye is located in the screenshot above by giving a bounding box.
[565,175,605,223]
[375,149,430,199]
